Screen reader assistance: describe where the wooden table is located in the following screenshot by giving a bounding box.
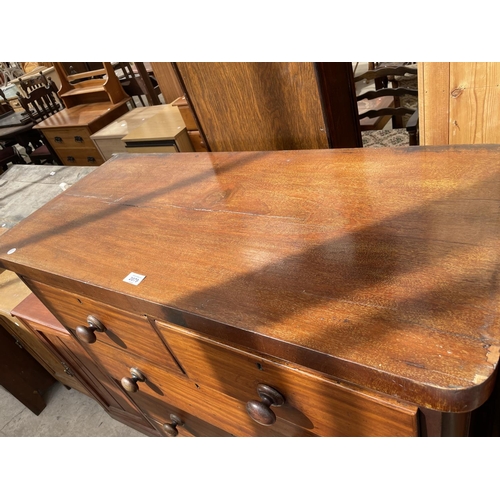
[2,146,500,436]
[0,111,30,129]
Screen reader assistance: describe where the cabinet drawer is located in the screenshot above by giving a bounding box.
[92,138,128,161]
[124,144,178,154]
[150,408,232,437]
[156,320,419,437]
[42,127,95,150]
[57,149,104,166]
[96,342,316,437]
[23,280,182,375]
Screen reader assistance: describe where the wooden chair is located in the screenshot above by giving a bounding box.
[18,71,51,96]
[16,78,64,164]
[114,62,161,107]
[0,87,14,117]
[354,64,419,146]
[0,88,19,150]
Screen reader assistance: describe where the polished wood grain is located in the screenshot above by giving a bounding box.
[152,410,232,437]
[34,101,130,131]
[175,62,329,151]
[2,147,500,418]
[23,279,183,375]
[94,342,316,437]
[0,270,77,388]
[156,319,418,436]
[7,290,88,394]
[12,292,156,433]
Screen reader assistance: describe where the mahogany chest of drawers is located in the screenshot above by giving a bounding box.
[1,146,500,436]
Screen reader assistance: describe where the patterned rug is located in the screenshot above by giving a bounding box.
[362,129,413,148]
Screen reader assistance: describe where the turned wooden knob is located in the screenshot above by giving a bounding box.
[75,315,105,344]
[162,414,184,437]
[246,384,285,426]
[121,367,146,392]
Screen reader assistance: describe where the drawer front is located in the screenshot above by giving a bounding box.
[57,148,104,166]
[150,407,232,437]
[96,343,316,437]
[42,127,95,150]
[23,280,182,375]
[156,320,419,437]
[93,138,128,161]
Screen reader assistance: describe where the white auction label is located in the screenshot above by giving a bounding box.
[123,272,146,285]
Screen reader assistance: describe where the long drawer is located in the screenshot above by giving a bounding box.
[56,149,104,166]
[156,320,420,437]
[42,127,97,150]
[23,279,182,374]
[95,342,316,437]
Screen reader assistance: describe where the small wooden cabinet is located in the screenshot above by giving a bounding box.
[91,104,193,161]
[2,147,500,436]
[34,100,130,166]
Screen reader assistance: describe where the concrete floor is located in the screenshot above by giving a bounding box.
[0,382,147,437]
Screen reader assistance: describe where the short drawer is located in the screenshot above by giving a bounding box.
[42,127,95,150]
[95,342,316,437]
[156,320,419,437]
[23,279,183,375]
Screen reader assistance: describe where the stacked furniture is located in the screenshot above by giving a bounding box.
[34,63,131,166]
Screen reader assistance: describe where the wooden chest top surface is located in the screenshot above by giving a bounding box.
[33,100,130,129]
[1,146,500,411]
